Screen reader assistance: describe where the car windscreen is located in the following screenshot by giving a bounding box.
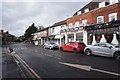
[50,42,56,45]
[111,44,119,48]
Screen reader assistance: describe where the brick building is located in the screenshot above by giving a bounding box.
[63,0,120,45]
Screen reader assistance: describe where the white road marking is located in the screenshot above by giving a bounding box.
[59,62,91,71]
[11,52,42,80]
[59,62,120,76]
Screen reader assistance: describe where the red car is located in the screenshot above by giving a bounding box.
[59,42,86,54]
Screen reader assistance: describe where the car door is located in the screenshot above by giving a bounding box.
[91,44,100,55]
[63,43,70,51]
[68,42,74,51]
[96,43,113,56]
[99,43,114,56]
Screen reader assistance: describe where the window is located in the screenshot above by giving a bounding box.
[69,23,73,27]
[52,27,55,33]
[97,16,104,24]
[82,20,88,26]
[84,8,89,13]
[99,1,106,8]
[75,22,79,27]
[109,13,117,21]
[77,11,81,15]
[109,0,119,5]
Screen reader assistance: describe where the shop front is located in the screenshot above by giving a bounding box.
[60,26,86,44]
[85,20,120,45]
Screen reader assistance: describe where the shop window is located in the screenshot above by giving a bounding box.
[109,13,117,22]
[76,33,83,42]
[97,16,104,24]
[109,0,119,5]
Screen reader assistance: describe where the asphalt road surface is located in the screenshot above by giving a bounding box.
[9,42,120,79]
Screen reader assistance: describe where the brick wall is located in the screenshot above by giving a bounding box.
[66,3,120,26]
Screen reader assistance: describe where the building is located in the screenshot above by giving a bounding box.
[1,30,16,45]
[62,0,120,45]
[48,20,66,46]
[32,0,120,46]
[32,27,49,45]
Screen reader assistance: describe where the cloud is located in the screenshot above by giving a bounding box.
[2,2,88,36]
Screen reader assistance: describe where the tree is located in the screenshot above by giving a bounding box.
[24,23,37,39]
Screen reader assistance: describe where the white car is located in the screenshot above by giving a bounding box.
[43,42,59,50]
[84,43,120,60]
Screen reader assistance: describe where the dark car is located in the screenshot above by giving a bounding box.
[59,42,86,54]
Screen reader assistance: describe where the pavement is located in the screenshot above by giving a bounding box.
[2,46,23,79]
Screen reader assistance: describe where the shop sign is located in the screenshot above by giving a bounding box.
[60,27,83,33]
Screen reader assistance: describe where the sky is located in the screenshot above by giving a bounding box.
[1,0,91,37]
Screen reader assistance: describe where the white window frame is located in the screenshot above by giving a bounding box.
[75,22,79,27]
[109,0,119,5]
[99,1,106,8]
[84,8,89,13]
[97,16,104,24]
[69,23,73,28]
[82,20,88,26]
[77,11,81,15]
[109,13,117,21]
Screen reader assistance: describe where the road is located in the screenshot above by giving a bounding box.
[9,42,120,79]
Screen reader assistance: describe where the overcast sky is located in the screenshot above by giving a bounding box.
[1,0,90,37]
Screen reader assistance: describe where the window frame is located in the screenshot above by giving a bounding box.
[109,13,117,22]
[97,16,104,24]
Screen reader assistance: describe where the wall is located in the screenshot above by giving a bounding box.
[66,3,120,26]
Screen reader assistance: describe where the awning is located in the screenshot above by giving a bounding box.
[55,35,63,39]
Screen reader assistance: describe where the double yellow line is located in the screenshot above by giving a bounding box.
[11,52,42,80]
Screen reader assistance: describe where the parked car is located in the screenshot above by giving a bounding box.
[43,42,59,50]
[59,42,86,54]
[84,43,120,60]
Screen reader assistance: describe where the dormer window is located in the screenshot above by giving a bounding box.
[97,16,104,24]
[109,0,119,5]
[109,13,117,21]
[99,1,106,8]
[84,8,89,13]
[77,11,81,15]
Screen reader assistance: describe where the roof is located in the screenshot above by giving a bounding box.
[73,0,109,16]
[50,20,66,28]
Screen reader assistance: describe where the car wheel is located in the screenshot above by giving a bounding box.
[73,49,78,54]
[60,47,63,51]
[85,49,92,56]
[114,52,120,60]
[49,46,52,50]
